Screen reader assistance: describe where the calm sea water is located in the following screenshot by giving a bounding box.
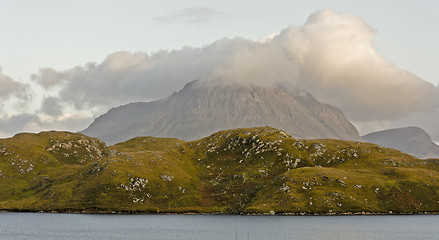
[1,213,439,240]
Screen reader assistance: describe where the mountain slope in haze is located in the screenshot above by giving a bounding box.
[2,127,439,214]
[82,81,362,145]
[363,126,439,159]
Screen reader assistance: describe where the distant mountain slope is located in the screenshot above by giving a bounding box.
[363,126,439,159]
[2,127,439,214]
[81,81,362,145]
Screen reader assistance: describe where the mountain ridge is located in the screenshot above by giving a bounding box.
[363,126,439,159]
[82,80,362,145]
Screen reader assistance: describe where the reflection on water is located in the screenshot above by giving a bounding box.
[1,213,439,240]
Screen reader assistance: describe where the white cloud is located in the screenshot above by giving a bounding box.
[32,43,243,110]
[271,9,439,121]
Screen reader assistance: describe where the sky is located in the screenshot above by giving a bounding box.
[0,0,438,141]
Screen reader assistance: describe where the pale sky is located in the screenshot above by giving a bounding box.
[0,0,438,140]
[1,0,438,85]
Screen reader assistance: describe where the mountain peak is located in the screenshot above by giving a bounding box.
[82,81,362,145]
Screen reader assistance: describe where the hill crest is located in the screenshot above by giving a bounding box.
[2,127,439,214]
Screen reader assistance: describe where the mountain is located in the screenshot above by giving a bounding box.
[81,81,362,145]
[363,126,439,159]
[1,127,439,214]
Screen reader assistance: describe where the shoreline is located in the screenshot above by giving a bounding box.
[1,209,439,216]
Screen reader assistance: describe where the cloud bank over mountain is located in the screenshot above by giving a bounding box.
[2,9,438,140]
[31,10,438,120]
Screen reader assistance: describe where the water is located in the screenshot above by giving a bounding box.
[1,213,439,240]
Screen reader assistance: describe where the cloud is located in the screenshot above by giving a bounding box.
[32,44,242,110]
[0,114,41,137]
[31,68,69,89]
[153,7,224,24]
[31,9,439,124]
[0,67,29,101]
[41,97,63,117]
[272,10,439,121]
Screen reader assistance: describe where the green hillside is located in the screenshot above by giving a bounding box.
[1,127,439,214]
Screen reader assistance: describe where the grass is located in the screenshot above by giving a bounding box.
[1,126,439,214]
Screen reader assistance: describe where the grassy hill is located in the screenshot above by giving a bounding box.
[1,127,439,214]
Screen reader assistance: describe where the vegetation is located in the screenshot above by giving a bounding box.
[1,127,439,214]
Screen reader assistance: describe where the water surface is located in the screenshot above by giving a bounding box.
[1,213,438,240]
